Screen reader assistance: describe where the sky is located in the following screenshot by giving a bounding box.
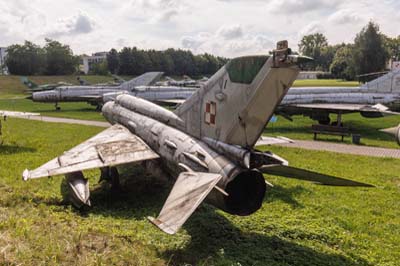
[1,0,399,58]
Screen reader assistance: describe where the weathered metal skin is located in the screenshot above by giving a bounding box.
[102,101,266,215]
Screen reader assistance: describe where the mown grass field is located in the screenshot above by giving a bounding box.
[293,79,360,87]
[0,118,399,265]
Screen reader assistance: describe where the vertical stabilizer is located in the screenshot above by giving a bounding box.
[175,41,309,148]
[120,72,164,91]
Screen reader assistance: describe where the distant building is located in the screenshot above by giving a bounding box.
[0,47,8,75]
[82,52,108,74]
[297,71,326,80]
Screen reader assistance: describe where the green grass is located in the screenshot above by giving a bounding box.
[0,98,105,121]
[266,113,400,149]
[0,118,399,265]
[293,79,360,87]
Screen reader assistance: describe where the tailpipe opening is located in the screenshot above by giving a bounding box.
[224,170,266,216]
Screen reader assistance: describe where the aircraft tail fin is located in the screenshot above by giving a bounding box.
[174,41,311,148]
[120,72,163,90]
[20,77,38,89]
[148,171,222,234]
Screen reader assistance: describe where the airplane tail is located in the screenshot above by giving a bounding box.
[175,41,311,148]
[120,72,164,91]
[20,77,38,90]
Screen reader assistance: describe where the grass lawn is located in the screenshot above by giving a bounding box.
[0,118,399,265]
[293,79,360,87]
[0,98,105,121]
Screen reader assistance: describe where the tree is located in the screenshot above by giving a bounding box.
[383,35,400,61]
[298,33,328,70]
[106,48,119,74]
[90,61,109,75]
[43,39,78,75]
[330,45,356,80]
[5,41,45,75]
[353,22,389,76]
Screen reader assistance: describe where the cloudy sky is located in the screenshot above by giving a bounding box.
[1,0,399,58]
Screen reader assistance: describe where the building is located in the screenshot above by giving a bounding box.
[81,52,108,74]
[0,47,8,75]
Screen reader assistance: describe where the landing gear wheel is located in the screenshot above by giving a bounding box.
[99,167,120,191]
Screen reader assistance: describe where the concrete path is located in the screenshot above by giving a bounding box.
[16,115,400,159]
[276,140,400,159]
[26,115,110,128]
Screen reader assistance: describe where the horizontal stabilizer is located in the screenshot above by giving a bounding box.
[259,165,373,187]
[255,136,294,146]
[23,124,159,180]
[148,172,222,234]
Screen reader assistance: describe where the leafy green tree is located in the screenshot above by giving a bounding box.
[5,41,45,75]
[90,61,109,75]
[330,45,356,80]
[383,35,400,60]
[106,48,119,74]
[298,33,328,70]
[43,39,78,75]
[353,22,389,76]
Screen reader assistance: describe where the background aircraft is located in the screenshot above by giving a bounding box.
[21,77,72,92]
[277,69,400,125]
[23,41,371,235]
[29,72,164,110]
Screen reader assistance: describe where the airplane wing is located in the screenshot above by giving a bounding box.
[148,171,222,234]
[120,72,164,90]
[289,103,399,116]
[0,110,40,118]
[23,124,159,180]
[255,136,294,146]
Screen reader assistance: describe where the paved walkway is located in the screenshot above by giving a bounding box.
[276,140,400,159]
[16,115,400,159]
[27,115,110,128]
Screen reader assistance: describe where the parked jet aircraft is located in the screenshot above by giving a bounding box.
[29,72,164,110]
[21,77,72,92]
[23,41,372,235]
[278,70,400,125]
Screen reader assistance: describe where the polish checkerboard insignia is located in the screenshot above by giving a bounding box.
[204,101,217,125]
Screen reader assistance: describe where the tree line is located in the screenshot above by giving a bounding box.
[298,22,400,81]
[6,39,78,75]
[104,47,227,76]
[5,40,227,77]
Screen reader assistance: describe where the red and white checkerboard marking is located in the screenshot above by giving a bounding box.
[204,101,217,125]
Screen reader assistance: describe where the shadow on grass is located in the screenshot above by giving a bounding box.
[28,166,369,266]
[163,207,370,266]
[264,185,309,208]
[0,144,36,154]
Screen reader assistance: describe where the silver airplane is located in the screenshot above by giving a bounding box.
[22,41,372,235]
[29,72,164,110]
[278,70,400,125]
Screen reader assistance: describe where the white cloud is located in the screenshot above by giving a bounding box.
[328,9,362,24]
[267,0,340,14]
[47,12,96,37]
[217,25,244,40]
[299,21,325,37]
[0,0,399,57]
[181,25,274,57]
